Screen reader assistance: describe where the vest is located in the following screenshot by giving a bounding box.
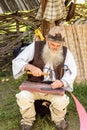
[27,41,67,82]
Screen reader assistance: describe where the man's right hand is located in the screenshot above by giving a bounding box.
[24,64,43,77]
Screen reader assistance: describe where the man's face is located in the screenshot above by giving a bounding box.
[47,40,61,51]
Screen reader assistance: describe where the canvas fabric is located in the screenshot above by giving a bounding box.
[36,0,67,22]
[16,91,69,125]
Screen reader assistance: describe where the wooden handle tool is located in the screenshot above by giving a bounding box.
[27,71,48,76]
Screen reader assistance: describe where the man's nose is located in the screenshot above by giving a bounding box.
[53,46,59,50]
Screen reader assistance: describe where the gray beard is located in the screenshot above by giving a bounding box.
[42,43,64,69]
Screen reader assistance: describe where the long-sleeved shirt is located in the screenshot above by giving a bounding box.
[12,42,77,92]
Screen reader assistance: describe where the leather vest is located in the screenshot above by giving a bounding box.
[27,41,67,82]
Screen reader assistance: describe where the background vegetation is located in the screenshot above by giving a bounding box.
[0,2,87,69]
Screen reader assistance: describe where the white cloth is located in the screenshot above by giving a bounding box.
[71,0,85,4]
[74,0,85,4]
[12,42,77,92]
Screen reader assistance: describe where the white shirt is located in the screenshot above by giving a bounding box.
[12,42,77,92]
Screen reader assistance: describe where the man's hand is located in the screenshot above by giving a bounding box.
[25,64,43,77]
[51,80,64,89]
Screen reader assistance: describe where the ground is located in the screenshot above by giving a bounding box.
[0,69,87,130]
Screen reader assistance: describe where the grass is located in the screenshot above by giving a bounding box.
[0,69,87,130]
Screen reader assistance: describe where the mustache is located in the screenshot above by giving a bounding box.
[42,44,64,68]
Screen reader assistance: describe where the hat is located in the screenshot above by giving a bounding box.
[46,26,65,42]
[46,33,65,42]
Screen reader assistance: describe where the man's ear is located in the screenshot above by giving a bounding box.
[66,2,76,21]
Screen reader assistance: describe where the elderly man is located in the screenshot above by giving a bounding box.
[12,26,77,130]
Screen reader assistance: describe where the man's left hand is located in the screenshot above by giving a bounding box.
[51,80,64,89]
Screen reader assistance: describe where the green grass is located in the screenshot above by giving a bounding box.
[0,70,87,130]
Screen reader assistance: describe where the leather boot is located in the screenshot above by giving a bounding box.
[20,124,32,130]
[55,119,68,130]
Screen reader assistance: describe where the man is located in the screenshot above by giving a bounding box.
[12,26,77,130]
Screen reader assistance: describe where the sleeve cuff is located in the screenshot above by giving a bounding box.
[61,79,68,88]
[60,79,73,92]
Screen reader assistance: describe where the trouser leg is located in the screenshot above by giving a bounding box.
[48,94,69,123]
[35,93,69,123]
[16,90,69,125]
[16,90,36,126]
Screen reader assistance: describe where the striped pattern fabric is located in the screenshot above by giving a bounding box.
[36,0,67,22]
